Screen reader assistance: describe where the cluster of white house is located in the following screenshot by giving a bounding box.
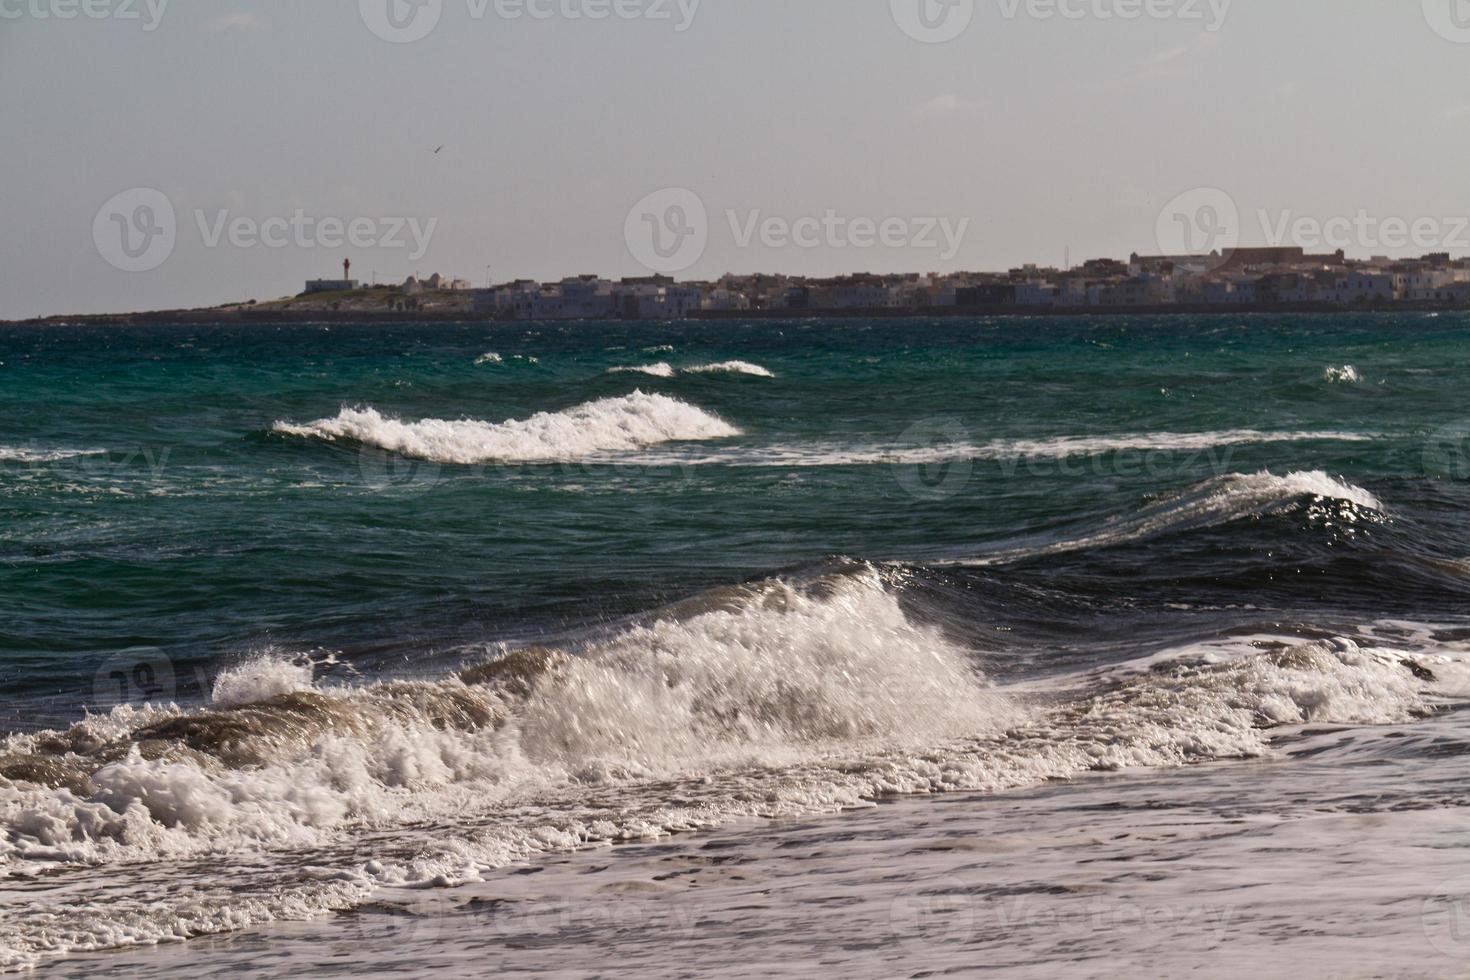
[305,249,1470,318]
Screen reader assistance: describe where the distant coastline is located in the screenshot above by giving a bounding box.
[5,300,1468,328]
[15,244,1470,325]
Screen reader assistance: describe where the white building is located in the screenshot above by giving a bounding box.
[702,288,750,312]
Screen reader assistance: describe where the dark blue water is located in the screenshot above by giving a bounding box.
[4,314,1468,724]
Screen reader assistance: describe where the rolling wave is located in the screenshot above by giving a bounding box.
[272,392,741,464]
[0,561,1457,968]
[949,470,1384,566]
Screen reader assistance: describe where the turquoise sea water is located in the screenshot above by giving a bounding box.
[5,314,1467,718]
[4,314,1470,971]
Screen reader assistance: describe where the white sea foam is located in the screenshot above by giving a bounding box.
[610,430,1374,469]
[607,363,676,378]
[211,656,317,709]
[606,361,774,379]
[1324,364,1362,384]
[473,353,503,366]
[685,361,776,378]
[272,392,741,464]
[0,571,1460,968]
[0,447,107,463]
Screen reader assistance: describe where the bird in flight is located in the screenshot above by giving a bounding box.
[433,145,444,154]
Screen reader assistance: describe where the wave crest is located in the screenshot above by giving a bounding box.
[686,361,775,378]
[273,392,741,464]
[956,470,1385,565]
[606,363,675,378]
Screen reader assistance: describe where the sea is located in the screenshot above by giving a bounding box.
[2,314,1469,977]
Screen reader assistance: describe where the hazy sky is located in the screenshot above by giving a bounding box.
[4,0,1470,318]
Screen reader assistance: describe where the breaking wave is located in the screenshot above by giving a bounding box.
[1324,364,1362,384]
[272,392,741,465]
[0,561,1458,968]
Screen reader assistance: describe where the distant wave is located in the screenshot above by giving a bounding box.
[273,391,741,464]
[607,363,676,378]
[622,430,1375,469]
[474,352,503,366]
[1324,365,1362,384]
[607,361,775,379]
[686,361,776,378]
[0,447,107,464]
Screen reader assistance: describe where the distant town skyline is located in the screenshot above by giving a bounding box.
[6,1,1470,319]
